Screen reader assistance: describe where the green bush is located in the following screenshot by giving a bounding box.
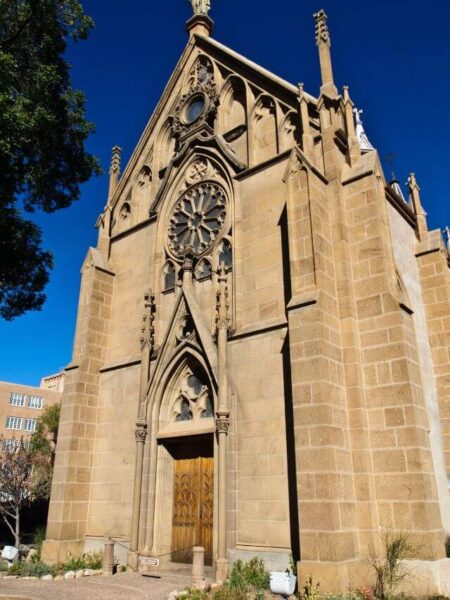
[213,586,247,600]
[8,560,55,577]
[0,560,9,572]
[227,557,269,600]
[183,589,210,600]
[32,526,47,561]
[62,549,103,571]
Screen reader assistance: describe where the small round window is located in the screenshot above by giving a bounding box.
[185,95,205,124]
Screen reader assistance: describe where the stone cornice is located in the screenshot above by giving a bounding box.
[234,149,292,181]
[229,317,287,341]
[195,35,317,108]
[99,355,142,373]
[286,290,319,312]
[385,186,416,230]
[110,217,156,244]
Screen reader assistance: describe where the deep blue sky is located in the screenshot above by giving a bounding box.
[1,0,449,386]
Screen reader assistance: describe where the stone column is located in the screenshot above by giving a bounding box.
[129,421,147,565]
[192,546,206,589]
[216,416,230,581]
[102,537,114,576]
[215,265,230,582]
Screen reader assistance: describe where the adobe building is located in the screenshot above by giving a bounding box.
[42,3,450,594]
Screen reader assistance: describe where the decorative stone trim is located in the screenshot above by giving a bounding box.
[215,416,230,435]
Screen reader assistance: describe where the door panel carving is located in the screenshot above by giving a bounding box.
[171,455,213,564]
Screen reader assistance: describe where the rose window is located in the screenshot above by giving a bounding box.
[168,182,226,257]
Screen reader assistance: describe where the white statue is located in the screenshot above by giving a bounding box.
[189,0,211,16]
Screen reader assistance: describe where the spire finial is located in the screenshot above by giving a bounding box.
[313,9,337,96]
[314,9,330,46]
[186,0,213,37]
[108,145,121,199]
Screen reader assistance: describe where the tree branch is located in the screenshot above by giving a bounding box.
[1,513,16,538]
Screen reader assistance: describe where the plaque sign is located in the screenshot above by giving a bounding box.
[139,556,160,567]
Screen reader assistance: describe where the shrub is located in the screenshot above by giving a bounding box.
[0,560,9,572]
[227,557,269,600]
[8,560,55,577]
[32,526,47,561]
[183,589,210,600]
[62,549,103,571]
[369,531,420,600]
[297,576,321,600]
[213,586,246,600]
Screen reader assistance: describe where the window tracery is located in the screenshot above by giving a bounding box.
[172,366,213,422]
[218,239,232,271]
[168,182,227,258]
[196,259,212,281]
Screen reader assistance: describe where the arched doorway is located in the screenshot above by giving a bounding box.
[151,355,217,567]
[167,435,213,565]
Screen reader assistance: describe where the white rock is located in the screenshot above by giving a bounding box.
[3,575,18,579]
[41,574,53,580]
[64,570,76,580]
[75,569,84,578]
[54,575,64,580]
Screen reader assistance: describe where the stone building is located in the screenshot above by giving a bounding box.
[42,4,450,594]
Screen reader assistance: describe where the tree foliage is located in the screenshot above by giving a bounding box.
[0,439,35,547]
[0,402,61,546]
[29,402,61,498]
[0,0,101,320]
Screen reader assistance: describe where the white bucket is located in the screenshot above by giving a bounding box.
[269,571,296,597]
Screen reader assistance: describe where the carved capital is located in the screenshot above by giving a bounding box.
[135,424,148,444]
[216,416,230,435]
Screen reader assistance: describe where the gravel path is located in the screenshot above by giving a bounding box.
[0,572,192,600]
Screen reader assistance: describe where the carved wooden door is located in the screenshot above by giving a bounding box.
[171,456,213,565]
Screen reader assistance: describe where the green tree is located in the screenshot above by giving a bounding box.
[0,0,101,320]
[29,402,61,498]
[0,438,35,547]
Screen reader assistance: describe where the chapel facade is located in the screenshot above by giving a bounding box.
[42,5,450,594]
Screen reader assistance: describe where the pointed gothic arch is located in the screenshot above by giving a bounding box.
[219,75,248,164]
[184,54,215,94]
[162,260,177,292]
[156,120,176,179]
[279,110,299,152]
[251,94,278,164]
[146,342,218,428]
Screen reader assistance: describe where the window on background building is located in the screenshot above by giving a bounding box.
[9,393,25,407]
[6,416,22,430]
[28,395,43,409]
[1,438,21,452]
[23,418,37,432]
